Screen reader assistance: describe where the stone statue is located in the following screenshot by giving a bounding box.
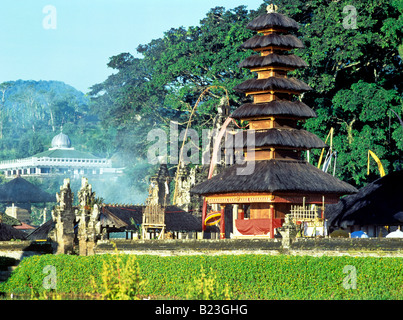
[278,214,298,249]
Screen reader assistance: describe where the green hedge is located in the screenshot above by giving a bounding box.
[2,254,403,299]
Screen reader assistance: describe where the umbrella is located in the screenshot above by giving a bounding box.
[0,177,56,203]
[386,229,403,238]
[351,230,369,238]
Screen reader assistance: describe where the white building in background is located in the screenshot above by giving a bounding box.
[0,132,123,178]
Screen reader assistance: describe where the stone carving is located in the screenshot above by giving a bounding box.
[174,166,196,211]
[53,178,75,254]
[147,164,170,206]
[76,177,100,256]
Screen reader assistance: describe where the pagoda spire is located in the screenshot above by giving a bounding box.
[233,7,321,161]
[191,7,357,240]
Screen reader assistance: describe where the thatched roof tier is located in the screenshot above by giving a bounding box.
[190,160,358,196]
[326,171,403,229]
[234,77,312,94]
[231,100,317,120]
[233,128,326,150]
[0,177,56,203]
[241,34,304,50]
[246,12,299,31]
[102,205,202,232]
[239,53,308,70]
[0,223,26,241]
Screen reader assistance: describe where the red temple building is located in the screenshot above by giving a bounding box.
[191,5,357,239]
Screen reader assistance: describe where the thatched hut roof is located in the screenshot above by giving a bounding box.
[241,34,304,50]
[27,205,202,240]
[233,128,326,150]
[101,205,202,232]
[234,77,312,94]
[246,12,299,31]
[326,171,403,229]
[239,53,308,70]
[26,219,55,241]
[191,160,358,196]
[166,208,202,232]
[231,100,317,120]
[0,177,56,203]
[0,223,26,241]
[101,205,138,230]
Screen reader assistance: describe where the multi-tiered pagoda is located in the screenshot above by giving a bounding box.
[191,5,357,239]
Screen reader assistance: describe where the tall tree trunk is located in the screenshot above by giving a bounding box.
[50,109,56,132]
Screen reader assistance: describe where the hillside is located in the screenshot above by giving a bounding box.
[0,80,114,161]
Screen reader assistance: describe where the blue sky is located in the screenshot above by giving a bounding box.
[0,0,264,93]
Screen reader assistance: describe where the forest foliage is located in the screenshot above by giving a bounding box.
[89,0,403,188]
[0,0,402,192]
[0,80,110,161]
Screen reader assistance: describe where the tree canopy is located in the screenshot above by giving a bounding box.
[88,0,402,189]
[0,80,105,161]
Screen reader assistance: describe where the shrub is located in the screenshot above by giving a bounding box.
[185,266,231,300]
[90,247,146,300]
[2,254,403,300]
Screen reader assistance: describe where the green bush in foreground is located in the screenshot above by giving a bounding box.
[2,254,403,300]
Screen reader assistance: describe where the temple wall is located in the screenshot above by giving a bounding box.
[93,238,403,257]
[0,241,53,260]
[1,238,403,260]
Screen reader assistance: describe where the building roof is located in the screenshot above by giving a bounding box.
[233,128,326,150]
[26,219,54,240]
[32,148,99,160]
[51,132,72,149]
[0,177,56,203]
[31,132,99,160]
[0,223,26,241]
[102,205,202,232]
[241,34,304,50]
[246,12,300,31]
[234,77,312,94]
[14,222,36,230]
[326,171,403,229]
[191,160,358,196]
[27,205,202,240]
[239,53,308,70]
[34,132,102,160]
[231,100,317,120]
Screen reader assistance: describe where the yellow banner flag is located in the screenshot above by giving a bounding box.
[367,150,386,177]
